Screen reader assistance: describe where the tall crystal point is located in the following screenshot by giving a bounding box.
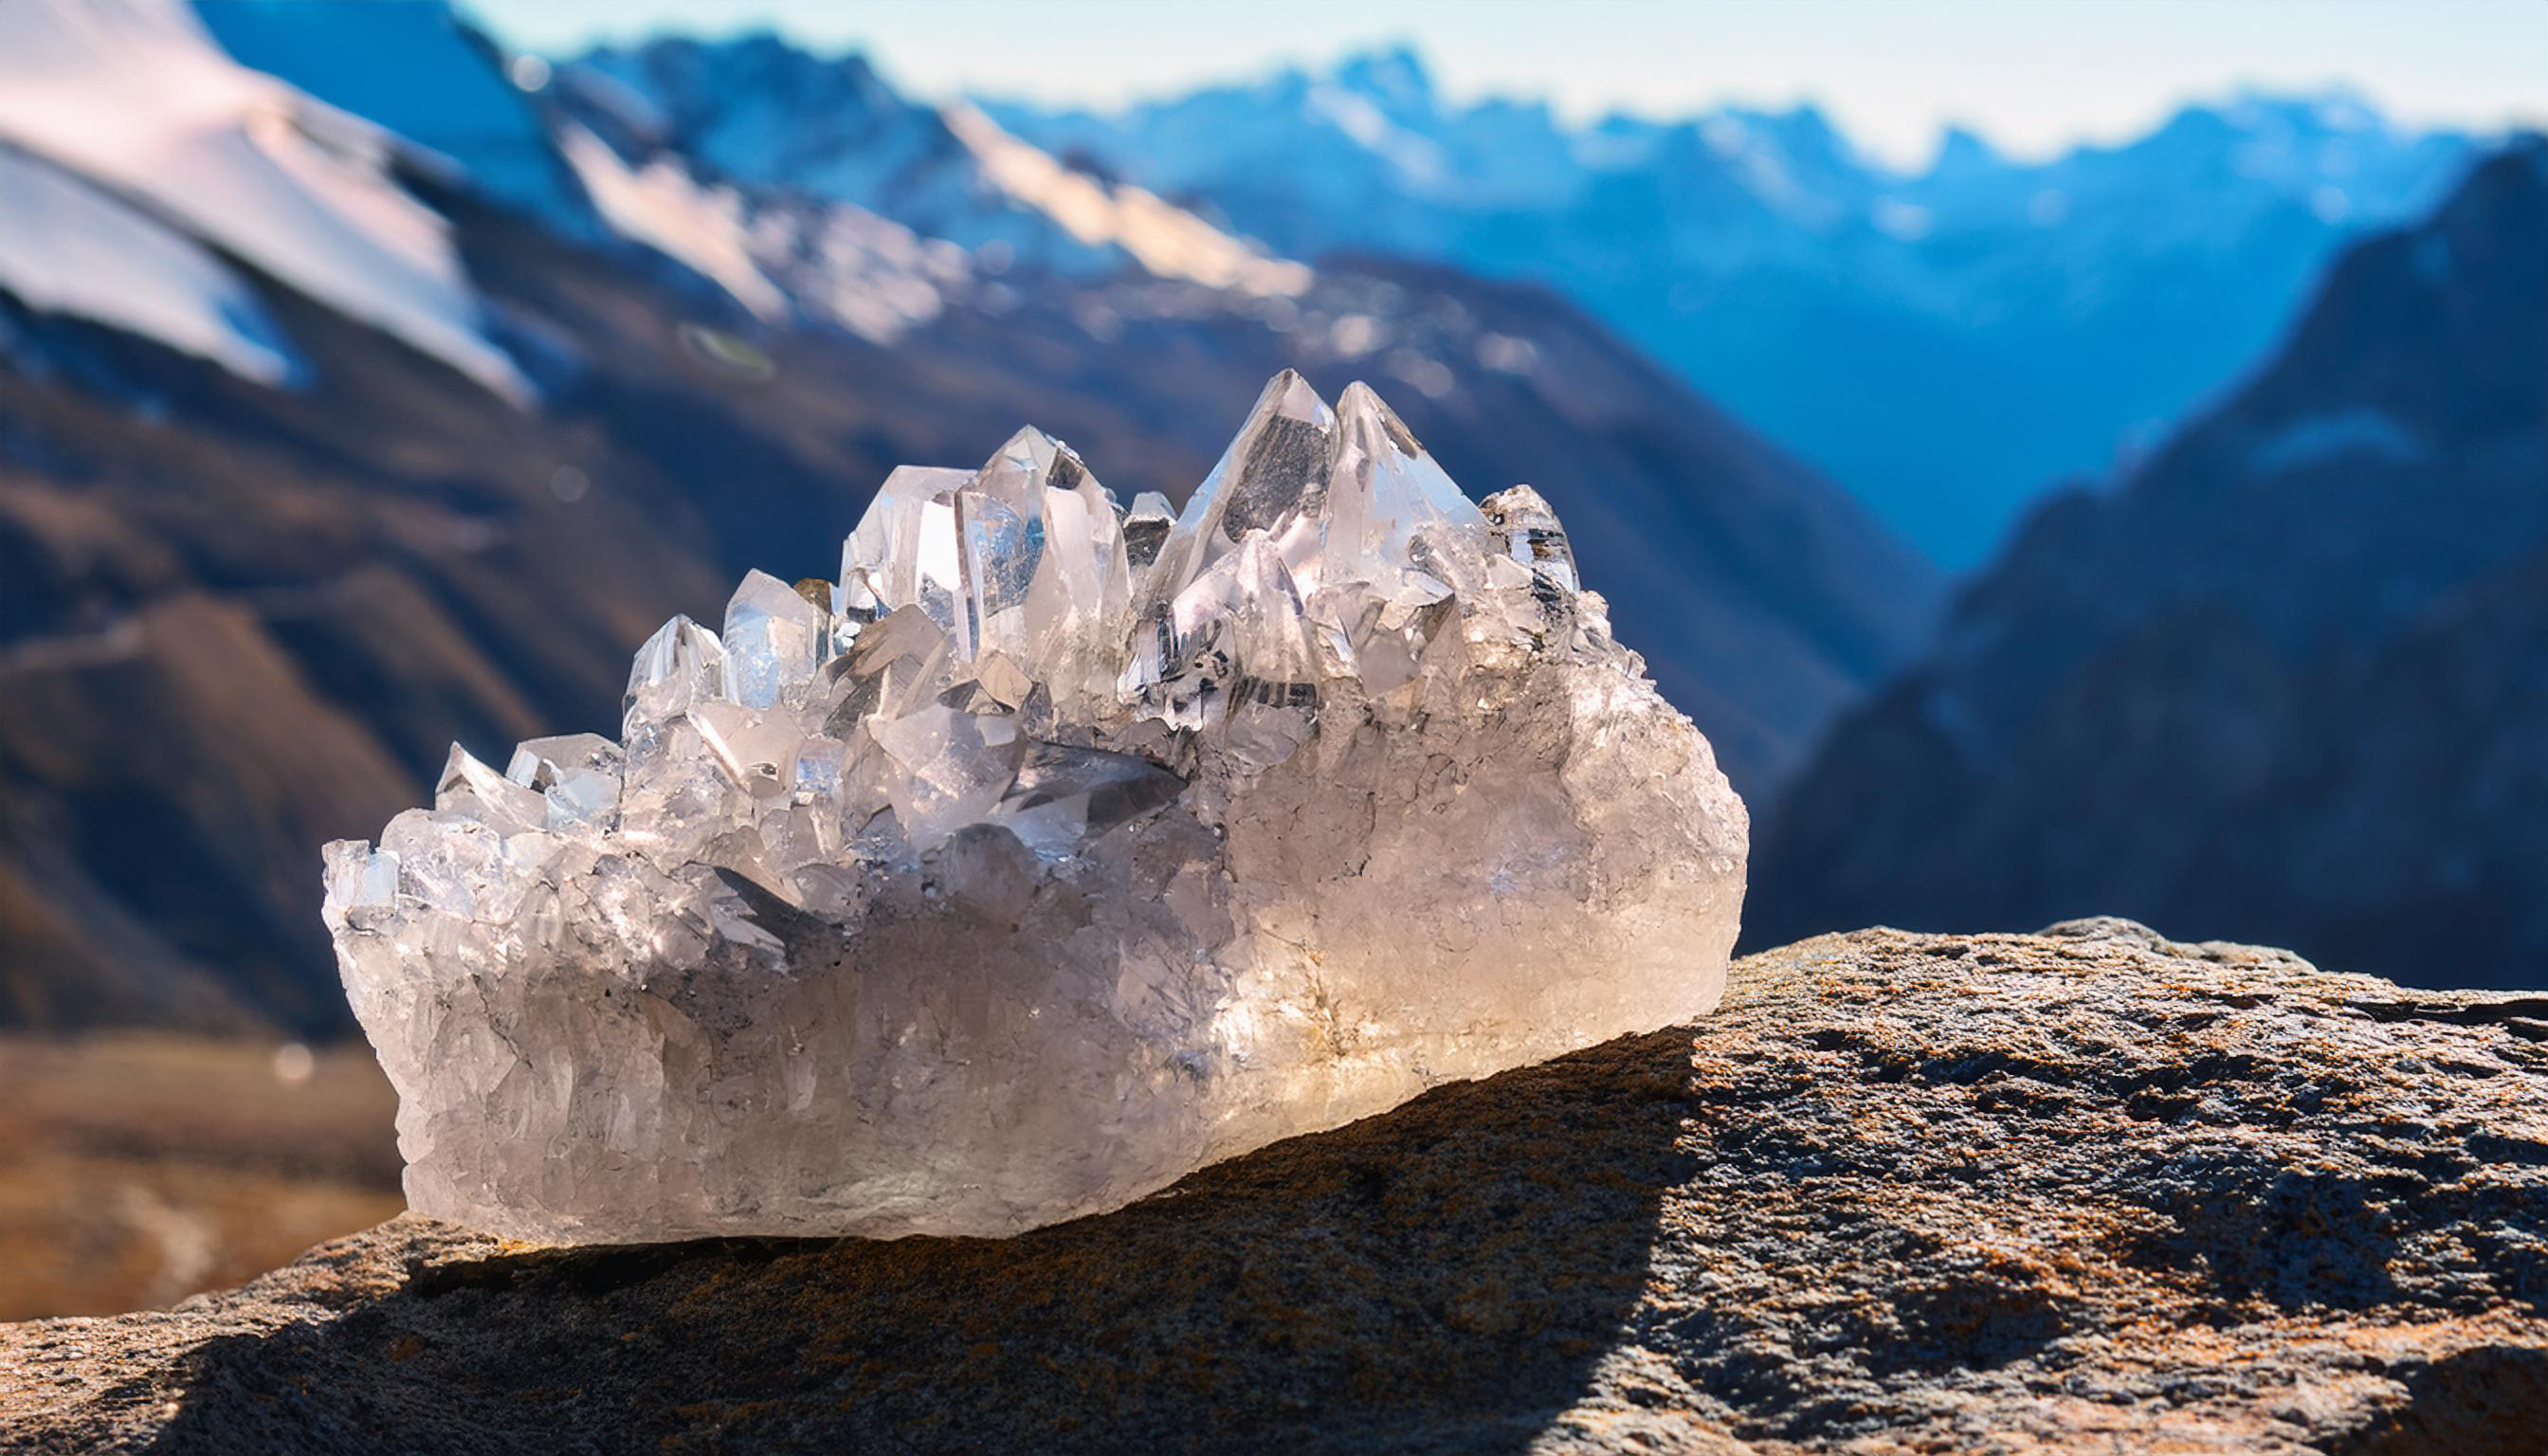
[324,371,1748,1245]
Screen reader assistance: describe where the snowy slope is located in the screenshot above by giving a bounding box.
[939,104,1307,297]
[555,119,970,345]
[555,123,790,321]
[0,0,528,400]
[0,1,1294,380]
[0,144,299,384]
[193,0,592,230]
[556,35,1306,300]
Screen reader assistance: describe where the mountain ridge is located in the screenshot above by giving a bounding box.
[1751,137,2548,992]
[983,46,2485,564]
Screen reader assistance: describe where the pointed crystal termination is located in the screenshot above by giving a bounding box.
[625,614,727,742]
[435,745,542,834]
[325,373,1746,1246]
[723,570,828,710]
[1482,483,1579,593]
[1145,369,1338,605]
[506,733,626,831]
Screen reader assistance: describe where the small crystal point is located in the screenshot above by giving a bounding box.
[975,425,1090,501]
[1481,484,1579,593]
[839,464,973,630]
[627,615,728,737]
[543,768,622,831]
[506,733,622,788]
[1330,381,1486,556]
[507,733,627,832]
[320,839,399,927]
[329,372,1745,1247]
[724,569,828,709]
[435,744,542,833]
[1148,369,1338,606]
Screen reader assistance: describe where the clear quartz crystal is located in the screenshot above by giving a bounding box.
[324,372,1747,1244]
[721,570,828,710]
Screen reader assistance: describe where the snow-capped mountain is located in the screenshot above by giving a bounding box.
[988,51,2483,565]
[555,35,1309,300]
[0,2,1938,1030]
[0,0,533,400]
[0,3,1305,388]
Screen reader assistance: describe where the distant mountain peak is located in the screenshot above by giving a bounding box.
[1926,123,2001,177]
[1756,100,1843,142]
[1330,44,1436,114]
[573,28,933,146]
[2222,82,2387,134]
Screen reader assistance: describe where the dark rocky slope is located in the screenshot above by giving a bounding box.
[1754,139,2548,991]
[6,921,2543,1452]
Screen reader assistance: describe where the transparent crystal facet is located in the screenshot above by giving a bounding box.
[325,372,1747,1246]
[625,614,728,741]
[722,569,829,709]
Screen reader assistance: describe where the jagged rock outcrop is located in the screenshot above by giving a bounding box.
[5,922,2544,1453]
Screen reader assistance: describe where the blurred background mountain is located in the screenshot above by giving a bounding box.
[985,55,2479,567]
[0,0,2539,1313]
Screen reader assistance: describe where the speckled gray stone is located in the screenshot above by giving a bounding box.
[6,920,2544,1454]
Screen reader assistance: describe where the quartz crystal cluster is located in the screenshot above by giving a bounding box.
[324,373,1747,1244]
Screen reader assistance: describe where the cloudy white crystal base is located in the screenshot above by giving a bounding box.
[325,373,1745,1244]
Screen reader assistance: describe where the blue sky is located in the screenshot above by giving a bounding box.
[461,0,2548,166]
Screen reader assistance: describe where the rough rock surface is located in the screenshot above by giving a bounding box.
[6,920,2545,1453]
